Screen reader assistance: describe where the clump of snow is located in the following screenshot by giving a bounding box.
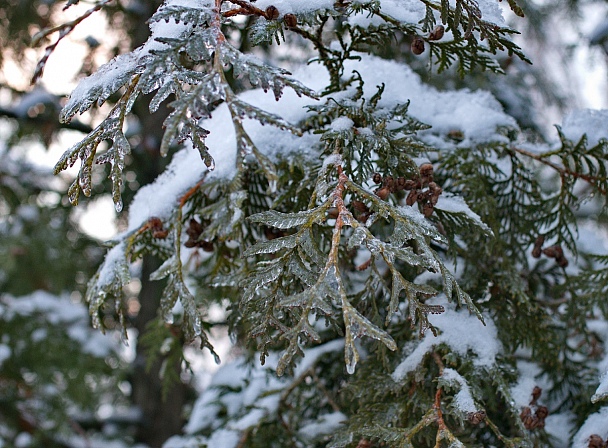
[339,56,516,147]
[392,296,500,380]
[561,109,608,147]
[330,116,354,131]
[571,406,608,448]
[127,54,514,232]
[545,412,575,448]
[441,368,478,413]
[435,194,492,233]
[96,242,128,287]
[592,371,608,403]
[509,360,550,408]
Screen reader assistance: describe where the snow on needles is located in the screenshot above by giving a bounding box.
[572,406,608,448]
[441,368,479,413]
[62,0,213,120]
[127,55,514,231]
[392,296,500,381]
[348,0,505,29]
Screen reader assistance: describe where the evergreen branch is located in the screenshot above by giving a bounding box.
[511,145,607,195]
[54,74,140,211]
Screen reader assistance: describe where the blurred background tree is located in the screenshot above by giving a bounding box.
[0,0,606,447]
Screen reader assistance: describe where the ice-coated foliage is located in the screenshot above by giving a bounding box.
[37,0,608,446]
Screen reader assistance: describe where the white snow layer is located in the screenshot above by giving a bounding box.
[592,371,608,403]
[63,0,213,119]
[561,109,608,147]
[392,296,500,380]
[348,0,504,28]
[251,0,505,27]
[572,406,608,448]
[252,0,335,14]
[509,360,549,408]
[441,368,478,413]
[435,194,492,233]
[127,54,515,231]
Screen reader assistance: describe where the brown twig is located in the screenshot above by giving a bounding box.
[223,0,267,18]
[431,352,447,436]
[179,177,206,208]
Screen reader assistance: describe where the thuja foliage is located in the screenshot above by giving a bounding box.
[36,0,608,446]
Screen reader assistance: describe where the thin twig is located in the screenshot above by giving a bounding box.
[31,0,113,83]
[511,146,607,195]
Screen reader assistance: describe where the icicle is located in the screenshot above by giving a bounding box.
[207,158,215,171]
[114,198,123,213]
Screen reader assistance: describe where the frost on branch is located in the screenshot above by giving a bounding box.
[53,0,317,211]
[35,0,608,444]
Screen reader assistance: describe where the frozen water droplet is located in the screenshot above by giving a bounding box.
[114,198,123,213]
[207,158,215,171]
[193,316,202,336]
[346,358,357,374]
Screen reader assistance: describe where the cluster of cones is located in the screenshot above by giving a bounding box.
[374,163,443,217]
[531,235,568,268]
[519,386,549,430]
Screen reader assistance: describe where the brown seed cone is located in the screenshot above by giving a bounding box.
[542,245,562,259]
[265,5,280,20]
[535,405,549,420]
[588,434,606,448]
[384,175,394,188]
[186,218,204,238]
[403,179,417,190]
[422,202,434,217]
[356,439,372,448]
[556,256,569,268]
[327,207,339,219]
[406,189,419,206]
[149,216,163,229]
[375,186,391,201]
[419,163,434,176]
[200,240,214,252]
[396,177,407,190]
[372,172,382,184]
[352,200,369,214]
[152,229,169,239]
[467,410,486,425]
[284,13,298,27]
[428,24,445,41]
[532,235,545,258]
[411,36,425,55]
